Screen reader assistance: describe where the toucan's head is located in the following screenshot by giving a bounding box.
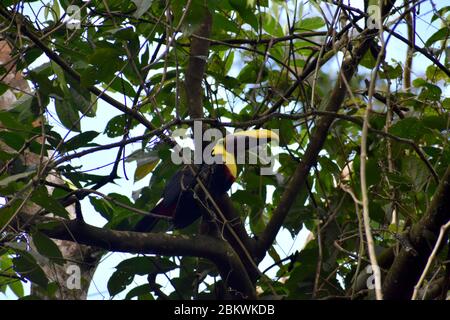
[211,129,279,179]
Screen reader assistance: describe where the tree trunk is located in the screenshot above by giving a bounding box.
[0,39,102,300]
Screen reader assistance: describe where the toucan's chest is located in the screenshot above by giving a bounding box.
[139,128,278,232]
[207,164,236,194]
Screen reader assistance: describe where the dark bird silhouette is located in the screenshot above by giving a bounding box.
[134,129,279,232]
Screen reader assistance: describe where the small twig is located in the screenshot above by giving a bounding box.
[0,272,27,282]
[48,111,438,182]
[359,0,387,299]
[412,219,450,300]
[44,182,171,221]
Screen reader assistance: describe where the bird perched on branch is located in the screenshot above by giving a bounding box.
[134,129,279,232]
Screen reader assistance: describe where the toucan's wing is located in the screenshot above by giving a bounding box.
[153,169,187,217]
[171,165,206,228]
[134,166,198,232]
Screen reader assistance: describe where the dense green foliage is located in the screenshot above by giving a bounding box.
[0,0,449,300]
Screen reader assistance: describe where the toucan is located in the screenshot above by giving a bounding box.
[134,129,279,232]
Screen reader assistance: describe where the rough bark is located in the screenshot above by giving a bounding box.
[24,216,256,299]
[184,7,212,120]
[0,39,102,300]
[383,166,450,299]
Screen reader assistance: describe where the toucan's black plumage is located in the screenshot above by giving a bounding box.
[134,129,278,232]
[134,163,234,231]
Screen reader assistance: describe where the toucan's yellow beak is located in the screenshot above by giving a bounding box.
[211,144,238,178]
[211,129,278,179]
[230,129,279,142]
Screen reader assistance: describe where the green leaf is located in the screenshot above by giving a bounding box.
[0,83,8,96]
[115,256,177,276]
[125,283,153,300]
[431,6,450,22]
[68,82,97,117]
[0,131,25,151]
[61,169,107,188]
[380,63,402,79]
[426,65,450,82]
[401,155,429,191]
[51,61,68,91]
[31,186,70,219]
[237,61,266,84]
[318,157,340,178]
[285,247,317,298]
[107,270,134,296]
[213,12,239,35]
[89,47,124,82]
[412,78,426,87]
[443,98,450,110]
[104,114,127,138]
[51,0,60,21]
[140,44,149,67]
[132,0,153,18]
[127,149,160,181]
[12,252,49,288]
[0,171,35,188]
[8,279,24,298]
[412,78,442,101]
[224,51,235,74]
[54,96,81,132]
[61,131,100,152]
[107,77,137,97]
[90,196,114,221]
[260,13,283,36]
[423,115,449,131]
[229,0,258,31]
[32,232,64,264]
[148,69,177,85]
[80,66,98,87]
[278,119,295,146]
[36,221,62,232]
[232,190,264,210]
[10,94,40,123]
[360,50,376,69]
[17,47,43,70]
[0,150,14,162]
[0,200,22,233]
[0,111,29,131]
[390,118,425,140]
[425,27,450,47]
[88,47,121,67]
[365,157,382,187]
[296,17,325,31]
[134,159,159,181]
[369,201,385,225]
[420,84,442,101]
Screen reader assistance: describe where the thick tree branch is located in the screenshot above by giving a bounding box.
[184,8,212,120]
[32,217,256,298]
[382,165,450,299]
[255,1,397,261]
[412,219,450,299]
[214,195,258,281]
[255,40,369,260]
[208,32,326,46]
[180,9,260,287]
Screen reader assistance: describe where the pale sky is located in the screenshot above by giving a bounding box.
[1,0,448,299]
